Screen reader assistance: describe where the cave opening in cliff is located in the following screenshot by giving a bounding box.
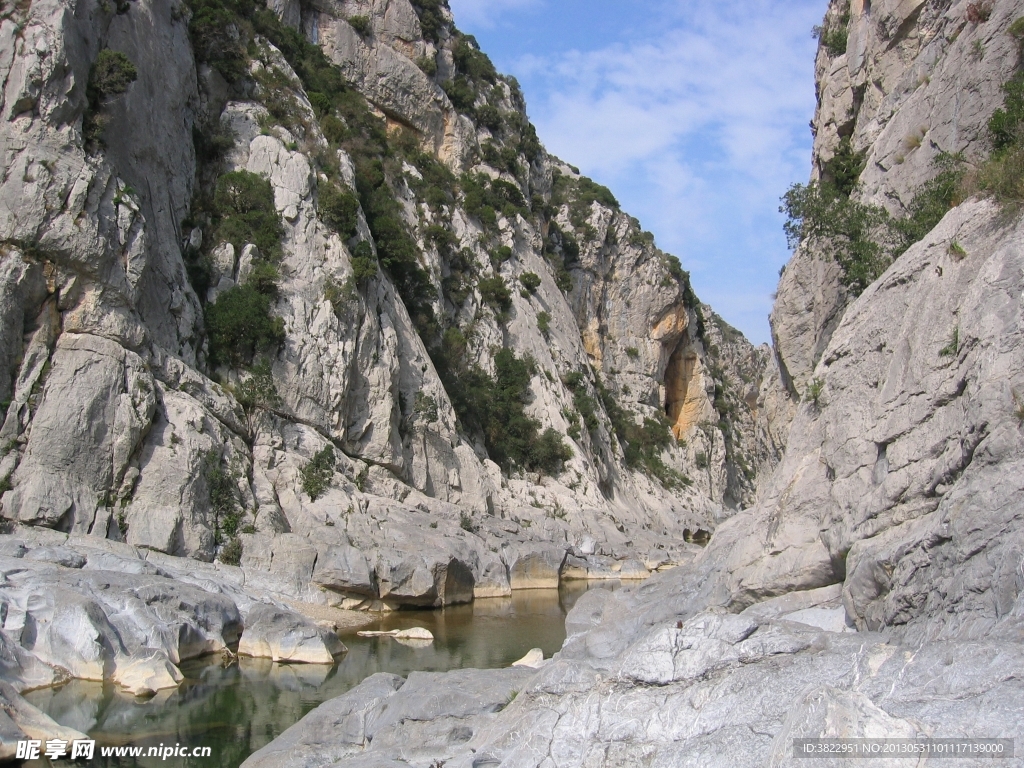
[665,342,698,440]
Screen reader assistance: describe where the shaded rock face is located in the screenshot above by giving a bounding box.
[0,0,781,614]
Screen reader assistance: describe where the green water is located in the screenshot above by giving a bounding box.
[23,584,605,767]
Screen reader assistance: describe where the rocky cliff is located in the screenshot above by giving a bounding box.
[0,0,783,625]
[238,0,1024,765]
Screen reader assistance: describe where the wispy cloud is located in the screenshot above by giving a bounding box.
[502,0,826,343]
[447,0,542,29]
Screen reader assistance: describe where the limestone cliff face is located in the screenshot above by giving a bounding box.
[0,0,779,605]
[698,0,1024,643]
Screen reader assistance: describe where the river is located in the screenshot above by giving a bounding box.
[23,583,611,767]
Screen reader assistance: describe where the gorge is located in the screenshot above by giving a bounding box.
[1,0,1023,765]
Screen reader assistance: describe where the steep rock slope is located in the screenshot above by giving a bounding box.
[0,0,779,618]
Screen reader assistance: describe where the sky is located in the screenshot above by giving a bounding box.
[447,0,828,345]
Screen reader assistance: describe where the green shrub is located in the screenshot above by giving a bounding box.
[220,537,243,565]
[347,14,371,36]
[436,346,569,475]
[805,377,825,406]
[205,450,240,542]
[187,0,249,81]
[479,276,512,314]
[476,105,504,132]
[235,358,281,433]
[453,34,497,83]
[823,137,867,198]
[301,445,336,501]
[537,311,551,339]
[893,153,965,245]
[416,54,438,76]
[410,0,444,42]
[939,327,959,357]
[595,381,683,488]
[519,272,541,294]
[213,171,284,258]
[350,240,378,281]
[555,269,573,293]
[84,49,137,143]
[625,347,639,359]
[319,182,360,239]
[89,49,138,101]
[781,181,895,295]
[206,285,286,366]
[813,3,850,57]
[460,510,477,532]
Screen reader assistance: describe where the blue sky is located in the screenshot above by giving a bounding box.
[447,0,828,345]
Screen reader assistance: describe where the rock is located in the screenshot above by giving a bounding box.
[395,627,432,641]
[240,673,405,768]
[311,545,376,598]
[112,649,184,696]
[23,546,86,568]
[511,648,544,668]
[0,681,89,747]
[507,546,567,590]
[237,603,346,664]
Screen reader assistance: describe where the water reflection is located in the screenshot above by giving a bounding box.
[23,582,613,767]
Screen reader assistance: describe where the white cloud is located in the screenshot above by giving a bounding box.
[447,0,542,29]
[506,0,827,343]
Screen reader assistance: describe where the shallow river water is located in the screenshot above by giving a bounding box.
[24,583,610,767]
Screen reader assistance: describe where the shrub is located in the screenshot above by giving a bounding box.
[519,272,541,294]
[893,153,965,245]
[350,240,378,281]
[555,269,573,293]
[824,137,866,198]
[235,358,282,433]
[319,182,360,239]
[438,346,570,475]
[781,181,895,295]
[476,105,504,132]
[347,14,371,36]
[416,54,438,76]
[410,0,444,42]
[187,0,248,81]
[84,49,137,143]
[453,34,497,83]
[205,451,240,542]
[625,347,639,359]
[595,381,684,488]
[88,49,138,102]
[206,285,286,366]
[214,171,284,258]
[813,4,850,57]
[529,428,573,475]
[219,537,243,565]
[301,445,336,501]
[805,377,825,407]
[479,276,512,314]
[939,327,960,358]
[537,311,551,339]
[459,511,478,532]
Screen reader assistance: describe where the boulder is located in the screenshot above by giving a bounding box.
[238,604,346,664]
[311,545,376,598]
[506,546,567,590]
[511,648,545,668]
[112,649,184,696]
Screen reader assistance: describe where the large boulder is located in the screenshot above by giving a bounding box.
[237,603,346,664]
